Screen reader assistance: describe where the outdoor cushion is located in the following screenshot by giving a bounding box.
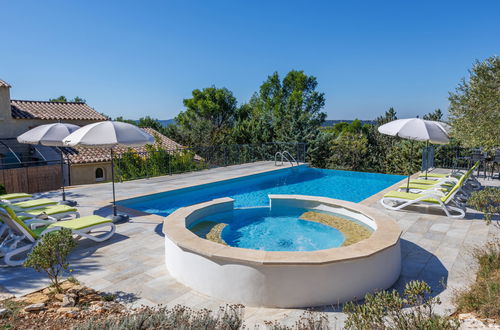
[411,179,454,186]
[31,215,112,238]
[400,183,449,192]
[13,198,57,209]
[384,191,442,204]
[0,193,32,200]
[24,204,77,216]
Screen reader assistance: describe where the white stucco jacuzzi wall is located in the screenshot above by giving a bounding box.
[163,195,402,308]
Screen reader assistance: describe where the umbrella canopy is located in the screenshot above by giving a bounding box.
[63,121,154,223]
[378,118,450,145]
[17,123,81,205]
[64,121,154,147]
[17,123,80,147]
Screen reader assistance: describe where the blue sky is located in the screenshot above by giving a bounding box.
[0,0,498,120]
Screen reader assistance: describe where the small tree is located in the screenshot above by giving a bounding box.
[448,56,500,149]
[24,228,77,292]
[468,187,500,225]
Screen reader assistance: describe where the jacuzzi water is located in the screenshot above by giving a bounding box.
[191,207,345,251]
[119,165,405,217]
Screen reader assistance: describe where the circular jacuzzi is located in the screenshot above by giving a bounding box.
[163,195,402,308]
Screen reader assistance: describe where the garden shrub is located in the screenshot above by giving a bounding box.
[468,187,500,224]
[0,184,6,195]
[23,228,76,292]
[343,280,459,330]
[74,304,244,330]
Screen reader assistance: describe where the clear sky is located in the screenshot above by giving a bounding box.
[0,0,498,120]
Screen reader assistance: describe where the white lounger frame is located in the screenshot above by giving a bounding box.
[0,210,115,266]
[380,190,466,218]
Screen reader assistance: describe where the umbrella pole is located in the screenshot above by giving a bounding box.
[425,141,429,180]
[406,141,414,193]
[59,148,66,201]
[111,148,117,217]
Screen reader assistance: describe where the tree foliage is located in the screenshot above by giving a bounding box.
[49,96,86,103]
[423,109,444,121]
[172,87,239,146]
[24,228,77,292]
[233,70,326,144]
[448,56,500,149]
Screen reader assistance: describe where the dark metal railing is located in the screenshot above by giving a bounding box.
[114,142,307,181]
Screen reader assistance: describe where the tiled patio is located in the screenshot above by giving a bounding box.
[1,162,498,328]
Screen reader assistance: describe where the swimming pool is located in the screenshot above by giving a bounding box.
[119,165,405,216]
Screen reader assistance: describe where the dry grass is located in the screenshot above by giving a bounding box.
[454,240,500,320]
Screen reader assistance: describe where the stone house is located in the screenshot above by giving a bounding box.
[0,79,187,187]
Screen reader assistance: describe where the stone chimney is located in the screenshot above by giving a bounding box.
[0,79,11,122]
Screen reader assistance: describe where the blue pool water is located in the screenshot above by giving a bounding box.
[192,207,345,251]
[119,166,405,217]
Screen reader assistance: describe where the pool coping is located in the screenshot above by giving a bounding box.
[162,195,402,266]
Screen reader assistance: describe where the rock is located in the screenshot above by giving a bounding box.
[61,295,76,307]
[22,292,50,304]
[67,285,84,294]
[54,293,65,301]
[24,303,46,312]
[0,293,15,301]
[0,308,8,318]
[60,281,77,291]
[56,307,80,318]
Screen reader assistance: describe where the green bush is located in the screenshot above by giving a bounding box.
[468,187,500,225]
[343,280,459,330]
[23,228,76,292]
[0,184,6,195]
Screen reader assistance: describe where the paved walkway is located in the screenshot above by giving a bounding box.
[1,162,499,328]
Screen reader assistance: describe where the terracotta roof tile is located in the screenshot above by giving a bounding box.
[11,100,108,121]
[0,79,11,88]
[64,128,198,164]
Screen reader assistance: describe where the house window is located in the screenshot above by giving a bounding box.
[95,167,105,182]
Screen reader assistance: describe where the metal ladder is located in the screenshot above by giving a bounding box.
[275,151,298,167]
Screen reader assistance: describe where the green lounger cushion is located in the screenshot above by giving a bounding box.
[0,193,32,200]
[411,179,454,186]
[384,191,443,204]
[24,204,77,216]
[400,183,449,192]
[420,173,449,178]
[13,198,57,209]
[31,215,112,237]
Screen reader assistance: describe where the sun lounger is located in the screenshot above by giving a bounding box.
[10,198,58,211]
[381,175,466,218]
[0,193,33,204]
[0,205,115,266]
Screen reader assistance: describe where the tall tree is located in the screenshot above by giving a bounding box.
[423,109,444,121]
[375,107,397,126]
[236,70,326,144]
[175,87,238,146]
[448,56,500,149]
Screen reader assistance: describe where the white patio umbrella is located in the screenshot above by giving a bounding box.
[64,121,154,223]
[378,118,450,191]
[17,123,80,206]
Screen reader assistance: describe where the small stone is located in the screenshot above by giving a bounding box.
[54,293,65,301]
[60,281,77,291]
[22,292,50,304]
[61,295,76,307]
[0,308,8,318]
[24,303,46,312]
[56,307,80,318]
[67,285,84,294]
[458,313,475,320]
